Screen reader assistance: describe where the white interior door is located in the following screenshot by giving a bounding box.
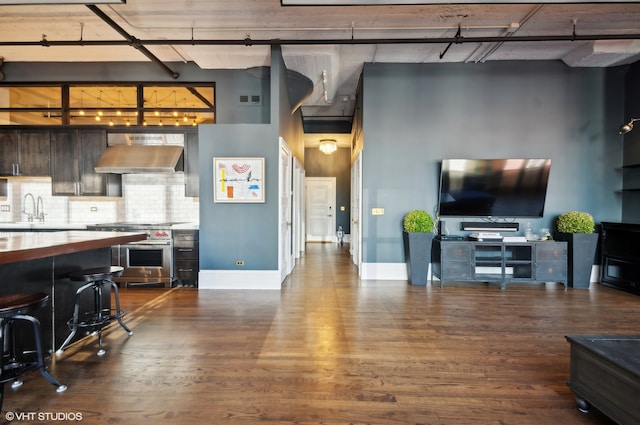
[305,177,336,242]
[279,138,293,281]
[292,158,305,258]
[351,152,362,268]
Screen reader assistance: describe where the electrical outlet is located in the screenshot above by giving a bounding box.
[0,205,9,212]
[235,260,245,266]
[90,206,98,212]
[372,208,385,216]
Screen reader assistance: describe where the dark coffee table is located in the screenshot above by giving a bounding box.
[565,335,640,425]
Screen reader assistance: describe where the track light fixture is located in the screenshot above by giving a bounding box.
[619,118,640,135]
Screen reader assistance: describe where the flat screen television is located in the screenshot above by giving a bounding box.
[438,158,552,218]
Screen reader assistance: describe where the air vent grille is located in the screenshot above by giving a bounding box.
[239,94,261,105]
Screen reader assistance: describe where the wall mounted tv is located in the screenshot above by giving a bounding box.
[438,158,552,218]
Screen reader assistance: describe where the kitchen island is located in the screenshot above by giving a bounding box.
[0,231,146,352]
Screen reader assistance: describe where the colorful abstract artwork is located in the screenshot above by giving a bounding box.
[213,157,265,203]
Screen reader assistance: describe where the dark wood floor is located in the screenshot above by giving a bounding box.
[4,242,637,424]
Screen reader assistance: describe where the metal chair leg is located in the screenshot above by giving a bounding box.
[15,314,67,392]
[56,281,94,355]
[110,281,133,335]
[94,283,106,356]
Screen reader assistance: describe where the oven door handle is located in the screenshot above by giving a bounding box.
[128,241,171,246]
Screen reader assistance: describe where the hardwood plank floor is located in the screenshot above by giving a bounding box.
[4,242,636,424]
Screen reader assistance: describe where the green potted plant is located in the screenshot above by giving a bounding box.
[402,209,435,286]
[555,211,598,289]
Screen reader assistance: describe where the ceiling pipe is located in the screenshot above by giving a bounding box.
[86,5,180,79]
[470,4,544,64]
[2,32,640,48]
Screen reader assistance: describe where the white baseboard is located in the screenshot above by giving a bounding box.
[361,262,410,280]
[590,265,601,283]
[198,265,601,288]
[198,270,282,290]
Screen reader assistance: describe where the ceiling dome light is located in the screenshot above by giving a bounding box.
[319,138,337,155]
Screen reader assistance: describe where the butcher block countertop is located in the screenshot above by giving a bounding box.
[0,231,147,265]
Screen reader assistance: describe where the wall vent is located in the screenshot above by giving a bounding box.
[239,94,261,105]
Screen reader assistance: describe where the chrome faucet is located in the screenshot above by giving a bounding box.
[22,193,36,222]
[36,196,45,222]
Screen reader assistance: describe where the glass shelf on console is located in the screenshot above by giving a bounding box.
[474,245,503,280]
[474,245,503,262]
[505,245,534,279]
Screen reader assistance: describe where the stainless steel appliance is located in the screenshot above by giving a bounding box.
[94,133,185,174]
[87,222,183,287]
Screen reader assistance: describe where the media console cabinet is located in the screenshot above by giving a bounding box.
[432,239,568,289]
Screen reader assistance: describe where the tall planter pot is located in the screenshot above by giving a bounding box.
[403,231,434,286]
[555,232,599,289]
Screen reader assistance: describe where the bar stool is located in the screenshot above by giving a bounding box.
[0,293,67,411]
[56,266,132,356]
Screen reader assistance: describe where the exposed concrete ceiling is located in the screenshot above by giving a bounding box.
[1,1,640,147]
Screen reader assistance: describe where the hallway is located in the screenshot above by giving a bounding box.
[4,242,628,424]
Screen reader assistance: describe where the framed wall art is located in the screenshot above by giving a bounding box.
[213,157,265,203]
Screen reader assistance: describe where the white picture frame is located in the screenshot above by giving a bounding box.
[213,157,265,203]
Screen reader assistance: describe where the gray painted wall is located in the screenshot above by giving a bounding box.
[198,46,304,273]
[361,61,625,264]
[198,124,279,270]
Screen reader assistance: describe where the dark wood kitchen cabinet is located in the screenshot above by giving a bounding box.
[173,229,199,286]
[0,128,51,176]
[184,131,199,197]
[51,129,121,196]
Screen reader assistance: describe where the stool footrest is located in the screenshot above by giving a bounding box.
[1,361,40,384]
[67,309,126,332]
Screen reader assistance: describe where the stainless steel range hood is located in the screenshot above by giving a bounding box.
[95,133,184,174]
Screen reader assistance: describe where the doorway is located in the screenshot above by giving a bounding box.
[350,152,362,269]
[279,139,293,280]
[305,177,336,242]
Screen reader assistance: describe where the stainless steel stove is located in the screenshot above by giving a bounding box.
[87,222,185,287]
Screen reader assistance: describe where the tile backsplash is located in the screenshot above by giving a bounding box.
[0,174,199,225]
